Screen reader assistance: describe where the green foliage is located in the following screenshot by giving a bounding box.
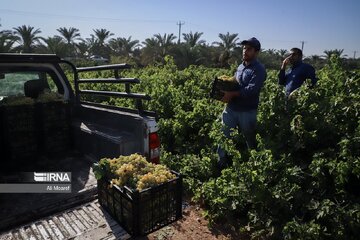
[75,56,359,239]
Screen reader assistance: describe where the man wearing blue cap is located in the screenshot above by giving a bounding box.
[217,37,266,169]
[278,48,317,97]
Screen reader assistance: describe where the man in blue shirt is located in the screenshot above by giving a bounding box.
[278,48,317,96]
[218,37,266,169]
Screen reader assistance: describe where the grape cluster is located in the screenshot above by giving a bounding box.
[36,91,64,103]
[98,153,175,191]
[216,75,239,91]
[137,164,176,190]
[1,96,35,106]
[217,75,236,81]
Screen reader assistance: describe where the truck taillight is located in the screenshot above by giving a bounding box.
[149,132,160,164]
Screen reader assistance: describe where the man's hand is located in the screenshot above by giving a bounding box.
[221,91,239,103]
[281,56,291,70]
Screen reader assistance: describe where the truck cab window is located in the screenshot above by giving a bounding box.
[0,70,62,99]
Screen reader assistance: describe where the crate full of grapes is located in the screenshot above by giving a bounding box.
[0,96,38,160]
[93,154,182,236]
[210,75,240,100]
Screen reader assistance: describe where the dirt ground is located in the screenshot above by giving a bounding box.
[137,203,249,240]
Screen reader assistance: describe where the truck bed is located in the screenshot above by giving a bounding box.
[0,199,130,240]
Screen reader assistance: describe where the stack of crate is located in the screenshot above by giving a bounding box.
[1,104,38,161]
[39,101,71,155]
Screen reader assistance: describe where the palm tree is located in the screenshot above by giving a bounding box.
[90,28,114,57]
[57,27,82,57]
[213,32,239,52]
[213,32,239,67]
[84,35,98,56]
[323,49,347,59]
[42,36,67,57]
[172,43,206,69]
[86,29,113,57]
[57,27,81,45]
[13,25,42,53]
[154,33,177,57]
[266,48,277,55]
[277,49,289,59]
[92,28,114,46]
[0,30,19,52]
[141,37,161,65]
[76,40,90,58]
[182,31,206,47]
[304,54,325,69]
[109,36,140,56]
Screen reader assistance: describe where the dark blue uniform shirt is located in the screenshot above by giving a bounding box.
[227,59,266,112]
[278,61,317,96]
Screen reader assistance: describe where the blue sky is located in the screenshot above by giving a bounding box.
[0,0,359,57]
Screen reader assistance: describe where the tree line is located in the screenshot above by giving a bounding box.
[1,25,359,70]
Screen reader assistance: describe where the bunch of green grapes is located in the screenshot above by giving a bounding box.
[137,172,158,190]
[137,164,176,190]
[218,75,236,82]
[112,163,136,187]
[1,96,35,106]
[215,75,239,92]
[106,154,140,172]
[111,156,155,189]
[96,153,176,190]
[37,91,64,103]
[108,155,142,181]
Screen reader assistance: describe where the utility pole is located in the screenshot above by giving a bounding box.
[353,51,357,59]
[300,41,306,53]
[177,21,185,44]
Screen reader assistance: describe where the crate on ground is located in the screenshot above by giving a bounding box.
[97,171,182,236]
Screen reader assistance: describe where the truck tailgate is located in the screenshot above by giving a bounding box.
[0,199,131,240]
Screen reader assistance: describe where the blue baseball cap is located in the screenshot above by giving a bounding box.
[240,37,261,51]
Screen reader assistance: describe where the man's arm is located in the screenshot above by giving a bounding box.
[239,68,266,98]
[278,57,290,86]
[221,67,266,103]
[306,65,317,87]
[278,69,286,86]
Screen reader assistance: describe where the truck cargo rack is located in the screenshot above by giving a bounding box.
[61,60,156,118]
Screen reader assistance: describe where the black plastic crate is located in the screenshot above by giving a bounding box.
[2,131,38,162]
[1,104,36,132]
[37,101,71,130]
[209,77,240,100]
[1,105,38,161]
[43,135,71,155]
[97,171,182,236]
[36,101,72,155]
